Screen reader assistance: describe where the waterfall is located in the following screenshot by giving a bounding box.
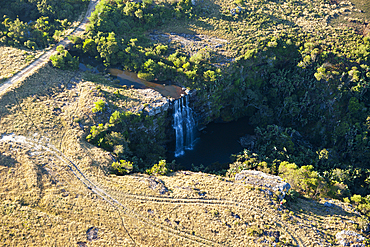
[174,94,196,157]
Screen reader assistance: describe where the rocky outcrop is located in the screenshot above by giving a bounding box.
[335,230,366,246]
[235,170,291,200]
[137,88,170,116]
[143,177,169,195]
[145,101,169,117]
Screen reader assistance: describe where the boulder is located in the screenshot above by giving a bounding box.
[335,230,366,246]
[235,170,291,200]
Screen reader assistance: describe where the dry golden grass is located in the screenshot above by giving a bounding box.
[0,46,43,82]
[0,63,367,246]
[0,0,369,243]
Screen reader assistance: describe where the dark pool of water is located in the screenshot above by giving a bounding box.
[70,51,105,72]
[72,51,255,170]
[167,116,255,171]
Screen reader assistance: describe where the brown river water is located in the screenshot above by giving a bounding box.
[109,68,185,99]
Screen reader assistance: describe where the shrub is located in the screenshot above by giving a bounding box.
[155,44,168,55]
[92,99,106,113]
[279,162,326,199]
[112,160,134,174]
[109,111,123,125]
[143,0,153,5]
[246,226,263,236]
[227,150,278,176]
[146,160,171,175]
[50,45,79,70]
[138,72,155,81]
[345,195,370,217]
[24,40,38,50]
[234,0,244,6]
[86,123,108,147]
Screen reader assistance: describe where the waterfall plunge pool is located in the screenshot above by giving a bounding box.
[167,116,255,172]
[72,51,255,172]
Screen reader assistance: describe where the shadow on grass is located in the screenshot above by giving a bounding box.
[287,197,359,220]
[0,153,17,167]
[82,71,143,106]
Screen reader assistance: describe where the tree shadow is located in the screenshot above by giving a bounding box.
[0,152,17,167]
[287,197,361,220]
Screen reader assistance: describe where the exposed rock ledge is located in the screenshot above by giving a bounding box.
[235,170,291,200]
[136,88,170,116]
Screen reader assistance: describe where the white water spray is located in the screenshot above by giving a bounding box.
[173,95,196,157]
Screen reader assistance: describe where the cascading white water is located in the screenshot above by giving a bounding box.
[174,98,185,157]
[184,96,195,150]
[174,94,196,157]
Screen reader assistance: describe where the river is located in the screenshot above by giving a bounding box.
[75,53,254,172]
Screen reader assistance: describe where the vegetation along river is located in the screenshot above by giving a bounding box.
[77,54,255,172]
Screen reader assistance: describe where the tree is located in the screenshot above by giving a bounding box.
[97,32,119,66]
[82,38,98,56]
[279,162,327,199]
[49,45,79,70]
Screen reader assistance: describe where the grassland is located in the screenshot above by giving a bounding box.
[1,0,370,245]
[0,137,366,246]
[0,64,367,246]
[0,46,43,83]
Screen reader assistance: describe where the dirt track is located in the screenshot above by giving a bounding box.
[0,0,99,95]
[0,133,306,247]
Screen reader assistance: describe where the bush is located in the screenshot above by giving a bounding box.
[285,189,300,204]
[111,160,134,174]
[227,150,278,176]
[49,45,79,70]
[279,162,326,199]
[92,99,106,113]
[86,123,107,143]
[24,40,38,50]
[344,195,370,217]
[146,160,171,175]
[246,226,263,236]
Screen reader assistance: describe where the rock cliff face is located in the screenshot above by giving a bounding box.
[235,170,291,200]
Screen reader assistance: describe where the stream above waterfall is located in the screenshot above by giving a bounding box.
[167,116,255,171]
[72,52,255,172]
[109,68,185,99]
[71,52,185,99]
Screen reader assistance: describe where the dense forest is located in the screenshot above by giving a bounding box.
[0,0,88,49]
[4,0,370,218]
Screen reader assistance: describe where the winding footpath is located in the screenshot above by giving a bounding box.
[0,1,308,245]
[0,133,306,247]
[0,0,99,95]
